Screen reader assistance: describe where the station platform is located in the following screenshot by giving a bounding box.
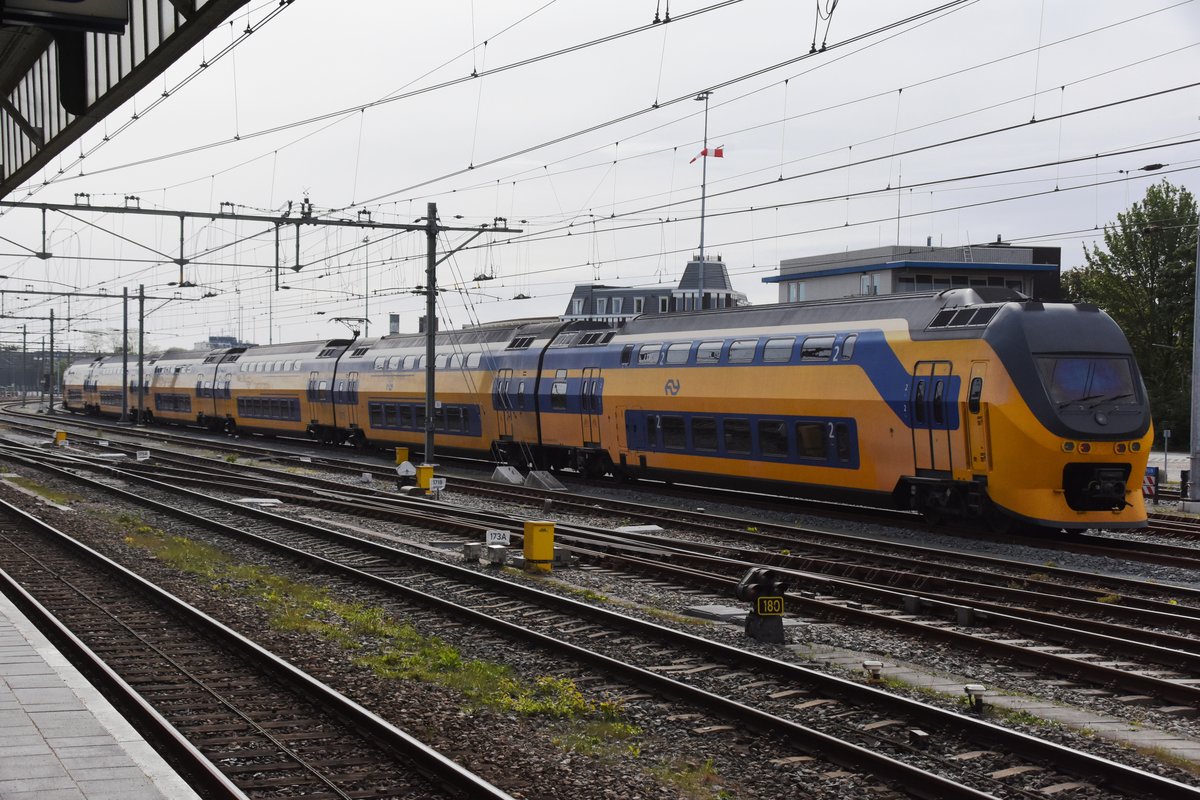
[0,590,201,800]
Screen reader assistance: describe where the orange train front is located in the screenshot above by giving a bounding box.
[61,287,1152,531]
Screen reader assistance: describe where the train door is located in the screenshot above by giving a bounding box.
[966,362,991,473]
[493,368,514,440]
[341,371,360,429]
[910,360,954,475]
[580,367,602,446]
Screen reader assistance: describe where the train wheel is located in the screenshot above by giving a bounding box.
[225,419,238,438]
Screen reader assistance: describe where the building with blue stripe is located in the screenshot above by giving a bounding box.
[764,239,1061,303]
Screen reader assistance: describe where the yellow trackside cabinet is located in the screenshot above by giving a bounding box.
[523,520,555,573]
[416,463,434,492]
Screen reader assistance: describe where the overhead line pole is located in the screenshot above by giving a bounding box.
[417,203,520,467]
[137,285,145,427]
[424,204,437,466]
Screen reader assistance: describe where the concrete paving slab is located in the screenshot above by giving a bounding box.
[0,591,202,800]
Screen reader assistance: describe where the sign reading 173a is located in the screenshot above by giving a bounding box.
[756,596,784,616]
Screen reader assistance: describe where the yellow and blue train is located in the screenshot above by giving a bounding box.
[62,288,1152,531]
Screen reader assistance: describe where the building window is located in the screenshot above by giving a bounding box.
[572,299,583,315]
[788,282,805,302]
[612,297,623,314]
[596,297,607,315]
[634,297,644,313]
[659,297,669,313]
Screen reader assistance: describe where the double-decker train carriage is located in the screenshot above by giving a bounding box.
[62,288,1152,531]
[62,354,155,420]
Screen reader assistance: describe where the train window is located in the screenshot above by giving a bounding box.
[665,343,691,365]
[692,417,717,450]
[949,309,976,326]
[621,345,634,366]
[933,380,945,424]
[968,377,983,414]
[796,422,825,458]
[466,353,481,368]
[556,369,567,379]
[972,307,999,326]
[386,356,400,370]
[517,381,526,410]
[696,341,723,364]
[414,407,426,429]
[728,340,756,363]
[275,361,285,371]
[403,355,417,370]
[638,344,661,365]
[763,338,793,363]
[840,334,857,360]
[928,309,956,328]
[551,381,567,410]
[801,336,835,361]
[1037,356,1135,406]
[914,382,926,423]
[835,423,852,461]
[417,356,427,369]
[648,415,661,446]
[374,357,386,370]
[661,416,686,449]
[758,420,789,457]
[449,354,463,369]
[435,354,449,369]
[723,419,751,453]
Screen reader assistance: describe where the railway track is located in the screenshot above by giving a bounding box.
[8,428,1200,710]
[2,438,1199,797]
[6,408,1198,569]
[0,498,512,800]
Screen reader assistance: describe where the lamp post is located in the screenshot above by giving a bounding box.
[1184,217,1200,510]
[363,236,370,338]
[695,90,712,311]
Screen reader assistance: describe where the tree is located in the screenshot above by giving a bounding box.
[1061,179,1198,445]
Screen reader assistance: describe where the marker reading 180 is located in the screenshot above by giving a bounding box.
[756,596,784,616]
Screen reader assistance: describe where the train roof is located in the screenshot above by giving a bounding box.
[617,289,1028,337]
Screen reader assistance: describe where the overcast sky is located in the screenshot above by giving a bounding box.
[2,0,1198,353]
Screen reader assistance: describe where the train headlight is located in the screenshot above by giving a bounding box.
[1131,442,1142,452]
[1078,442,1092,454]
[1115,443,1127,454]
[1062,442,1076,452]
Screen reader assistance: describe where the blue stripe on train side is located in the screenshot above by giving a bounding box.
[537,329,960,431]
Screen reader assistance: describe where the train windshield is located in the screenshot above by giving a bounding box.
[1036,356,1136,407]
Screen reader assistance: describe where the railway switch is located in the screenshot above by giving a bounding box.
[735,568,790,643]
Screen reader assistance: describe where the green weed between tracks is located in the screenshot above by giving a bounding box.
[115,514,641,751]
[6,476,81,505]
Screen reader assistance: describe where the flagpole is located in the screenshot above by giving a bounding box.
[695,90,712,310]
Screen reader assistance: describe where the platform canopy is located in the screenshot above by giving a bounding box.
[0,0,248,199]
